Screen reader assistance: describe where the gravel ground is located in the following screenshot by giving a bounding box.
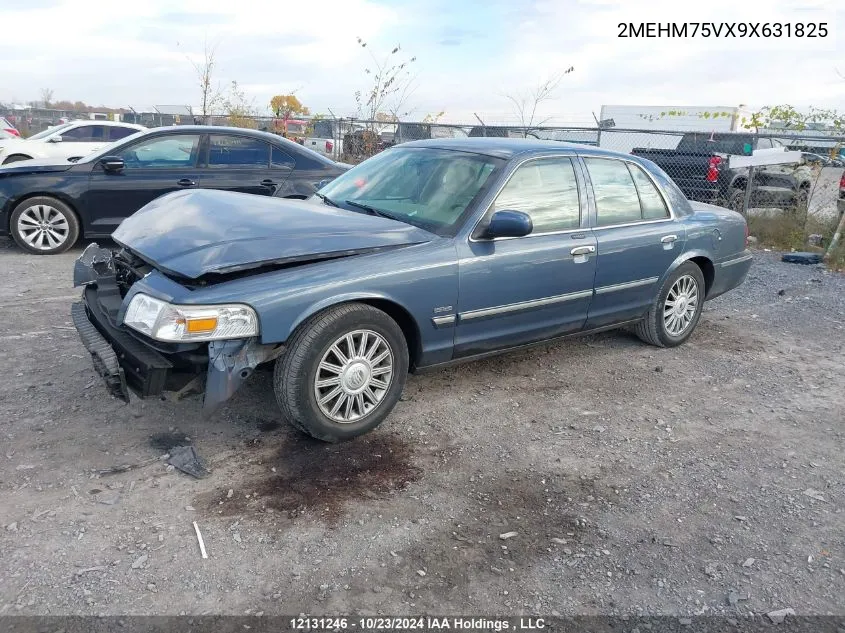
[0,237,843,618]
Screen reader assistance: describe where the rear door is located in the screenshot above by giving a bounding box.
[81,132,203,234]
[580,156,685,329]
[107,126,142,143]
[201,133,290,196]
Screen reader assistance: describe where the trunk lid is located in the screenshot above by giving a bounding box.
[111,189,433,280]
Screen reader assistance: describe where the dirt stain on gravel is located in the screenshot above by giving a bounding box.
[694,317,768,353]
[149,431,191,451]
[197,433,422,523]
[323,470,604,611]
[256,419,281,432]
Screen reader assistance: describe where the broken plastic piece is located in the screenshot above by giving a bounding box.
[781,252,823,265]
[167,445,210,479]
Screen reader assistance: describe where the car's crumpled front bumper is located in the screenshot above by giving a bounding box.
[71,244,284,410]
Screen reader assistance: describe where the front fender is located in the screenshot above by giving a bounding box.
[287,291,415,338]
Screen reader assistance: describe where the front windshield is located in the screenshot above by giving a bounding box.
[28,122,75,140]
[318,147,502,235]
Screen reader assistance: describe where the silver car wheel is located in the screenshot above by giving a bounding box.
[314,329,394,424]
[17,204,70,251]
[663,274,699,337]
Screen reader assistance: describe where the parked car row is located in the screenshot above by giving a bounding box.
[0,117,21,137]
[0,120,146,165]
[69,137,752,442]
[0,126,348,253]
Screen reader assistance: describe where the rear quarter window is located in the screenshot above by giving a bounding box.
[638,158,692,216]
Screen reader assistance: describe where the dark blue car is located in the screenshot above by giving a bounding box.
[72,138,752,442]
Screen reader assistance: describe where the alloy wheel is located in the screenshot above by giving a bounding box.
[313,329,394,423]
[16,204,70,251]
[663,274,699,337]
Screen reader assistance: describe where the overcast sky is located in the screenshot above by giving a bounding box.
[2,0,842,124]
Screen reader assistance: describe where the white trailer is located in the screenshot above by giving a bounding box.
[597,104,754,154]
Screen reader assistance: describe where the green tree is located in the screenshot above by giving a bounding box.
[224,81,257,129]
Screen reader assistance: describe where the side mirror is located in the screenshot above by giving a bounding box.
[481,209,533,239]
[99,156,125,173]
[47,135,63,143]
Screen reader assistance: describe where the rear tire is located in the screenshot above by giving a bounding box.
[273,303,408,442]
[635,262,705,348]
[10,196,80,254]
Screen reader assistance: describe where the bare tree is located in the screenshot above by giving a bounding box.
[354,37,416,129]
[505,67,574,137]
[178,38,224,124]
[40,88,54,108]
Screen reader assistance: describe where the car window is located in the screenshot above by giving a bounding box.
[61,126,103,142]
[208,135,269,168]
[118,134,201,168]
[271,146,294,168]
[317,147,502,236]
[109,126,139,141]
[584,158,643,226]
[28,122,74,140]
[628,163,670,219]
[757,138,773,150]
[493,158,580,233]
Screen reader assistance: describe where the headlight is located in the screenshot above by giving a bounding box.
[123,293,259,342]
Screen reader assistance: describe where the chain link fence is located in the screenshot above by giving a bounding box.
[3,105,843,253]
[323,119,844,254]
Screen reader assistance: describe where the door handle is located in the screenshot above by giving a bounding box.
[570,245,596,256]
[260,179,278,187]
[661,234,678,243]
[177,179,196,187]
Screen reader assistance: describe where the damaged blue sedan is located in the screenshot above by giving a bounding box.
[72,138,752,442]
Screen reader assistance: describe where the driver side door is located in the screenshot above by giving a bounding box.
[80,133,204,235]
[453,155,597,357]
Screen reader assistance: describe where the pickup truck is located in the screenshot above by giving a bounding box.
[304,119,369,160]
[632,133,812,212]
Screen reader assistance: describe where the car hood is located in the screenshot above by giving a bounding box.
[112,189,434,279]
[0,156,75,174]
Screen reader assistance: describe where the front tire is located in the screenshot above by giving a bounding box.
[635,262,705,348]
[10,196,80,254]
[273,303,409,442]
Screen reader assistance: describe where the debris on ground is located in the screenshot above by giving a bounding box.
[802,488,827,502]
[193,521,208,559]
[766,607,796,624]
[499,531,518,540]
[96,455,164,476]
[167,445,210,479]
[94,491,120,506]
[781,252,823,265]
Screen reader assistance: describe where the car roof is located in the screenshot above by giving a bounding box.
[400,137,632,160]
[138,125,339,163]
[65,120,145,128]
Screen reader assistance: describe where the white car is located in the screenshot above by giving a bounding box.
[0,120,146,165]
